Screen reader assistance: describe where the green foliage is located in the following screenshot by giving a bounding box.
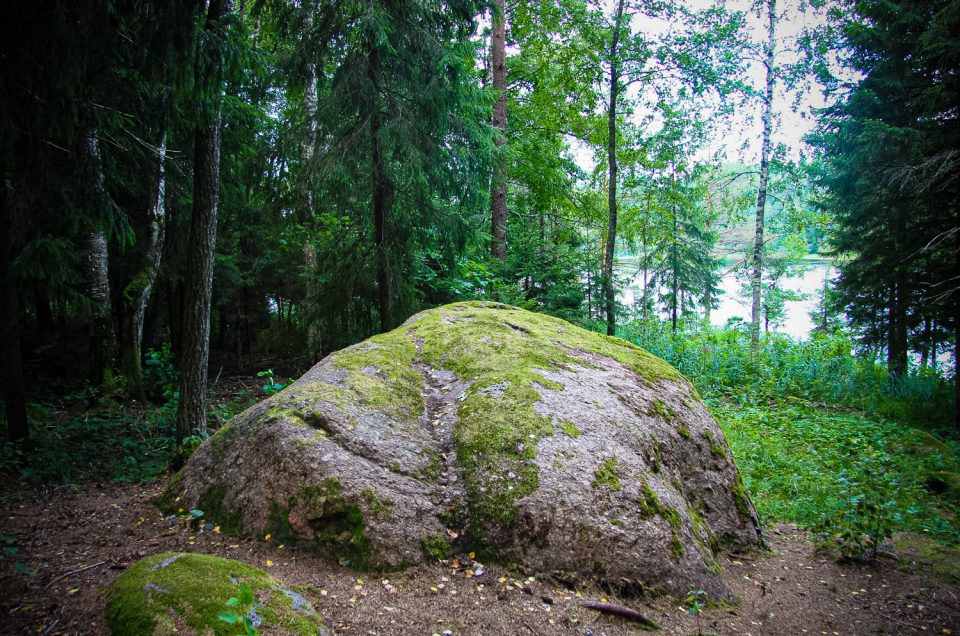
[811,0,959,369]
[218,582,259,636]
[143,344,180,402]
[715,392,957,546]
[2,389,255,485]
[256,369,286,396]
[685,588,706,635]
[616,318,958,549]
[621,319,955,433]
[0,535,35,577]
[812,448,914,560]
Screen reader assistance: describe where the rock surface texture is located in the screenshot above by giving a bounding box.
[106,552,330,635]
[170,302,762,599]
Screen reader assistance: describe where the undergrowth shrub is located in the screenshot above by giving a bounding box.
[602,317,959,550]
[617,318,955,433]
[0,385,256,486]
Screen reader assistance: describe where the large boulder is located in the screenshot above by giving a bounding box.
[106,553,330,635]
[168,302,761,599]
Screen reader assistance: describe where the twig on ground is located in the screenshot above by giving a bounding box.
[45,561,106,588]
[582,600,661,629]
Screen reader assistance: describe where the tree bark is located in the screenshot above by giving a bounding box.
[671,203,678,332]
[703,188,714,325]
[121,134,167,401]
[0,162,28,442]
[751,0,776,352]
[369,46,391,333]
[80,131,117,386]
[603,0,626,337]
[490,0,507,261]
[300,0,322,361]
[175,0,231,467]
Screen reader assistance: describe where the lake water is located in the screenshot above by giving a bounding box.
[619,262,835,341]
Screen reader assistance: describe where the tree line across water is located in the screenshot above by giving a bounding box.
[0,0,957,468]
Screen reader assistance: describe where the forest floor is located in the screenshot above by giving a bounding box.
[1,480,958,635]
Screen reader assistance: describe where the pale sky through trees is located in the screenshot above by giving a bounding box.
[568,0,835,171]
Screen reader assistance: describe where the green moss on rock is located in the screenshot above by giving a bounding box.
[731,473,752,521]
[415,448,442,483]
[361,488,391,515]
[406,302,681,528]
[650,399,674,422]
[593,458,622,491]
[703,429,727,461]
[105,553,328,636]
[300,479,372,569]
[197,485,243,534]
[558,419,582,438]
[330,330,423,422]
[420,534,454,560]
[156,472,184,514]
[670,534,685,559]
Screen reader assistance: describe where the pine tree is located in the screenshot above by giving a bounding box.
[175,0,234,466]
[813,0,960,425]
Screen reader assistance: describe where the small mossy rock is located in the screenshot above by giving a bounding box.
[169,302,762,599]
[105,552,330,635]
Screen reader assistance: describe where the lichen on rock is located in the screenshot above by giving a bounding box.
[105,552,329,635]
[168,301,762,599]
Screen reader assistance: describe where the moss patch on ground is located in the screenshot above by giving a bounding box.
[893,533,960,584]
[105,553,327,635]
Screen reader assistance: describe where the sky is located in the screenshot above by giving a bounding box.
[569,0,839,171]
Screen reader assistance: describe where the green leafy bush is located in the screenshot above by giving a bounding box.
[604,318,959,549]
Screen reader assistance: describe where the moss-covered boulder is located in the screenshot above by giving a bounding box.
[169,302,761,599]
[105,553,329,635]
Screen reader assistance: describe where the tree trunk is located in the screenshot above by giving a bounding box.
[300,0,322,361]
[603,0,626,337]
[490,0,507,261]
[751,0,776,352]
[0,162,28,443]
[886,281,908,377]
[121,134,167,401]
[175,0,231,468]
[671,205,678,332]
[703,188,714,325]
[369,47,391,333]
[80,131,117,386]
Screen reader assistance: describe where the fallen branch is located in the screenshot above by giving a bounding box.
[582,600,661,630]
[45,561,106,588]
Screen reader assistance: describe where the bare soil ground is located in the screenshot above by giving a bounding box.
[1,480,957,635]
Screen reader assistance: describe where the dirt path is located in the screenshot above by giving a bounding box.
[1,481,957,635]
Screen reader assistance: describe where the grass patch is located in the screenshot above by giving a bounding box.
[713,399,959,546]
